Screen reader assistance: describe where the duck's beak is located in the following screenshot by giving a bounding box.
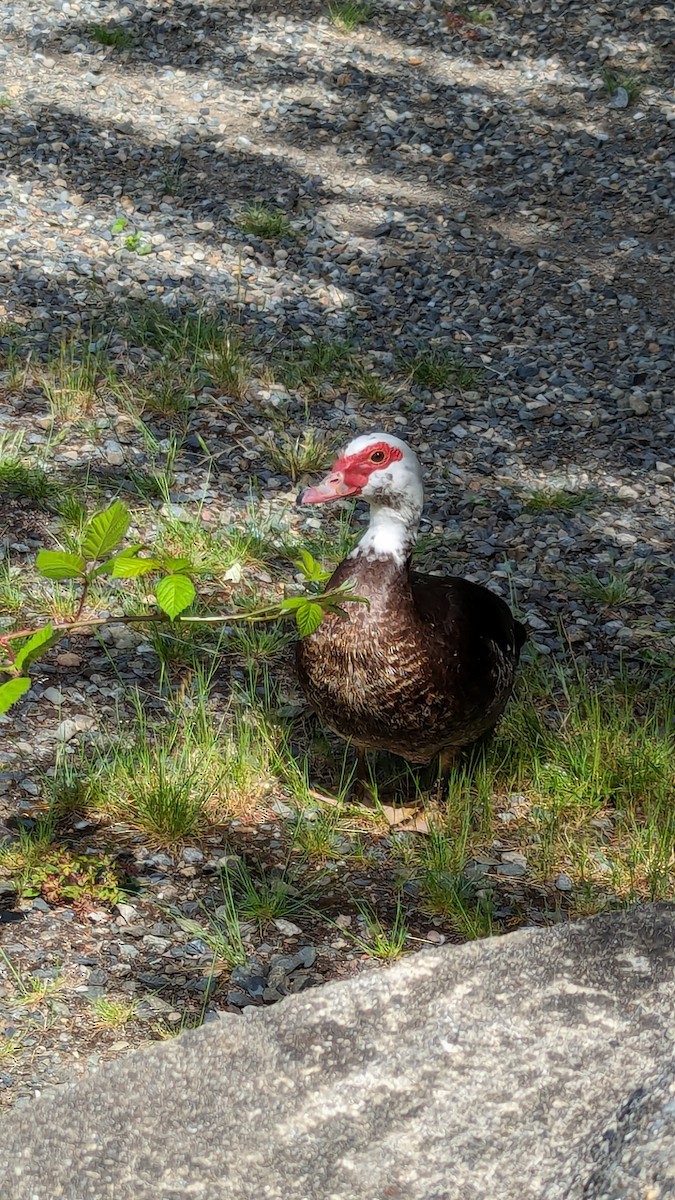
[296,471,359,505]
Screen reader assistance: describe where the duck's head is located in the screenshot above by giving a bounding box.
[297,432,423,509]
[297,432,424,563]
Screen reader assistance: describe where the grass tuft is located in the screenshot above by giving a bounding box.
[262,428,334,482]
[328,0,373,30]
[239,203,295,240]
[401,348,482,390]
[523,488,597,514]
[89,23,137,49]
[601,66,642,105]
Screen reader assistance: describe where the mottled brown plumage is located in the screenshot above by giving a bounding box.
[297,556,525,764]
[295,432,525,770]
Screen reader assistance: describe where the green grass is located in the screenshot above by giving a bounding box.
[357,901,410,960]
[292,809,346,862]
[239,203,295,240]
[36,339,105,421]
[462,6,495,24]
[346,367,393,403]
[0,432,53,504]
[401,348,483,390]
[89,22,137,49]
[263,428,334,483]
[90,997,137,1028]
[328,0,373,30]
[0,560,26,617]
[601,66,642,105]
[275,338,356,396]
[575,570,638,607]
[523,488,597,515]
[225,858,318,930]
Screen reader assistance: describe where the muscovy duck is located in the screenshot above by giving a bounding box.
[296,432,525,793]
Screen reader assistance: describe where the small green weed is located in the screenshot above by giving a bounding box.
[37,340,104,420]
[263,428,334,482]
[0,1034,23,1061]
[357,901,409,960]
[200,330,250,399]
[601,66,642,105]
[0,824,124,908]
[124,231,152,256]
[0,457,53,504]
[90,997,137,1028]
[225,859,317,929]
[0,95,12,109]
[401,348,482,390]
[524,488,597,515]
[0,561,26,616]
[346,367,393,403]
[239,203,295,240]
[276,338,355,396]
[89,22,137,49]
[328,0,373,31]
[292,810,345,862]
[575,570,638,607]
[463,6,495,24]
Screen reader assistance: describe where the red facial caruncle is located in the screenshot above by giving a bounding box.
[298,441,403,505]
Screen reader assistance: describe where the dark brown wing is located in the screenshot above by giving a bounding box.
[410,571,525,731]
[411,571,526,656]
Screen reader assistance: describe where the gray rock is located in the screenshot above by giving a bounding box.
[1,907,674,1199]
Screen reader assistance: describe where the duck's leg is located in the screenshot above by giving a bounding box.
[435,748,456,802]
[352,747,377,807]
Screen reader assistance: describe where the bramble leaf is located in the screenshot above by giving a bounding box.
[36,550,86,580]
[14,624,57,672]
[295,600,324,636]
[0,677,31,714]
[155,574,196,620]
[82,501,130,560]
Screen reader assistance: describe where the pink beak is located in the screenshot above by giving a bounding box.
[297,471,359,505]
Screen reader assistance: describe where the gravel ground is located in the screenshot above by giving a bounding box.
[0,0,674,1109]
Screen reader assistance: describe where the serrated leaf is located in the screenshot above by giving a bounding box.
[82,501,130,561]
[280,596,306,613]
[295,600,324,637]
[155,574,196,620]
[36,550,87,580]
[295,548,331,583]
[159,556,192,573]
[0,677,31,714]
[14,624,57,672]
[111,555,162,578]
[91,545,144,578]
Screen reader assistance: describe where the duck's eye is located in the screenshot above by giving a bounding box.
[370,450,386,464]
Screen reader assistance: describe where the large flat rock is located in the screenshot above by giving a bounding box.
[1,906,675,1199]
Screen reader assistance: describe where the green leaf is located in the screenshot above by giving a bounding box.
[155,574,196,620]
[295,549,331,583]
[111,217,128,234]
[159,556,192,573]
[90,545,144,578]
[0,677,31,714]
[295,600,324,637]
[36,550,87,580]
[279,596,306,613]
[111,555,162,578]
[82,501,130,561]
[14,624,57,672]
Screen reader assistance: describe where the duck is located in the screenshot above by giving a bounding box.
[295,431,526,796]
